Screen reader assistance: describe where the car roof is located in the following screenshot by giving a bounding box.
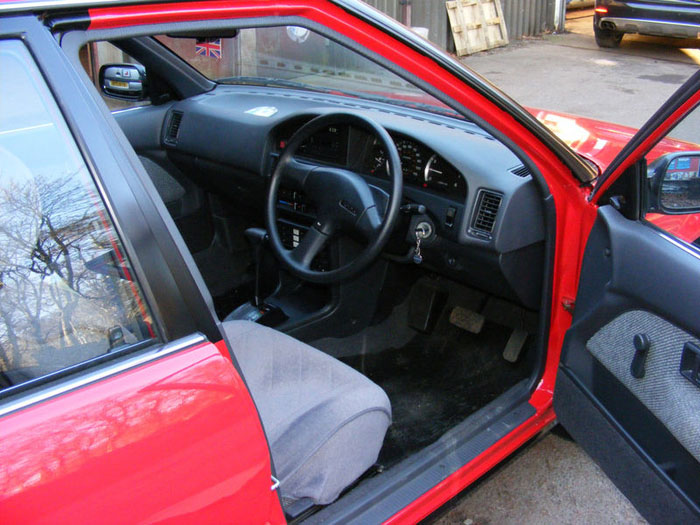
[0,0,176,14]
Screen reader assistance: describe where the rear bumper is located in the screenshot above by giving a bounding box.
[599,16,700,37]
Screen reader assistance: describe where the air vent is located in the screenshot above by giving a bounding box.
[510,164,531,178]
[164,111,183,146]
[470,190,502,238]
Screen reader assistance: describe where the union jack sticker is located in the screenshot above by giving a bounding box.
[195,39,222,59]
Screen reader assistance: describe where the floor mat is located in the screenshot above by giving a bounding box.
[340,320,532,469]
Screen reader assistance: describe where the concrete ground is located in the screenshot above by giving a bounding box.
[460,9,700,129]
[434,433,646,525]
[433,9,699,525]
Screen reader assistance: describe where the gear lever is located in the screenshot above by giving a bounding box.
[244,227,268,308]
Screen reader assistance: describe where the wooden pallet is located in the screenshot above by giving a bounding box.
[446,0,509,56]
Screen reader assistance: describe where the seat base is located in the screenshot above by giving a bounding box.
[223,320,392,505]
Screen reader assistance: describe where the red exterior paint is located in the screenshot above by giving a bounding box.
[646,212,700,244]
[0,341,285,525]
[83,1,601,521]
[528,107,700,173]
[592,91,700,203]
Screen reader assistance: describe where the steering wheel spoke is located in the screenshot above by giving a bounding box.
[356,205,383,241]
[290,223,331,268]
[280,157,315,191]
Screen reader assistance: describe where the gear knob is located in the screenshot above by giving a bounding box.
[244,227,269,247]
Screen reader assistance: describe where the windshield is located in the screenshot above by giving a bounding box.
[155,26,459,118]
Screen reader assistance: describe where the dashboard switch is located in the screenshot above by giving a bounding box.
[445,206,457,228]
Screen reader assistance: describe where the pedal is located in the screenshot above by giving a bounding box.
[503,328,528,362]
[449,306,485,334]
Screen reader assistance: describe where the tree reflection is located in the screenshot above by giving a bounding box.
[0,155,149,382]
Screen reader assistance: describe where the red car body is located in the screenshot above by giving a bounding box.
[1,1,699,524]
[531,108,700,244]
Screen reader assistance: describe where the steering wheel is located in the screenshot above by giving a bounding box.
[265,112,403,284]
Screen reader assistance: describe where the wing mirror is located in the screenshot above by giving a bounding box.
[648,152,700,213]
[99,63,148,101]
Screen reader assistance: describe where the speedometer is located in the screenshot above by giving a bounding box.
[395,139,423,181]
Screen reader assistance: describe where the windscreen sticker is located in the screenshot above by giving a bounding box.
[245,106,278,118]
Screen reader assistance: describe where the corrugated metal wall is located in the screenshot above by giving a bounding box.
[364,0,557,52]
[502,0,557,40]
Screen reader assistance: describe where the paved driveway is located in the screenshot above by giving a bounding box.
[433,9,698,525]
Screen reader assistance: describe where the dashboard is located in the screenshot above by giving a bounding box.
[158,85,547,309]
[274,121,466,198]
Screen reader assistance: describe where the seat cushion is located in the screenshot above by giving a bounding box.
[223,320,392,505]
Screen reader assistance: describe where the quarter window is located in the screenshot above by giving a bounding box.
[0,40,156,391]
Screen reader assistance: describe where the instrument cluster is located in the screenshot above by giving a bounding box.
[364,135,467,198]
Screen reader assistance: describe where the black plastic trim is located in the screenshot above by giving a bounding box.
[556,368,700,524]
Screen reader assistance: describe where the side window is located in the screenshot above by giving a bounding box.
[643,104,700,247]
[80,41,151,111]
[0,40,156,391]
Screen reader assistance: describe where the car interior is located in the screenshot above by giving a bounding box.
[60,22,552,520]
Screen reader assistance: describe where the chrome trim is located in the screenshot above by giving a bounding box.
[658,231,700,261]
[600,16,700,37]
[0,332,206,418]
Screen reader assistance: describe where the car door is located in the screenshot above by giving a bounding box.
[554,69,700,524]
[0,15,284,524]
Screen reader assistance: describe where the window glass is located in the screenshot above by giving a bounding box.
[154,26,460,119]
[643,104,700,247]
[80,41,151,111]
[0,40,156,391]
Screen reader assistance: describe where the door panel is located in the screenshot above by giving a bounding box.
[0,338,284,524]
[588,310,700,464]
[555,205,700,524]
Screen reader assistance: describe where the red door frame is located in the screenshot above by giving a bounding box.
[82,0,601,521]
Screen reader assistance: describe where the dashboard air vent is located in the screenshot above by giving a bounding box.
[510,164,531,178]
[470,190,502,239]
[164,111,183,146]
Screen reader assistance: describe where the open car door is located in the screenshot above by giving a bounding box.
[554,70,700,523]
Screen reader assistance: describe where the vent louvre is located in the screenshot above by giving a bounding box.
[471,190,502,238]
[510,164,531,178]
[164,111,183,146]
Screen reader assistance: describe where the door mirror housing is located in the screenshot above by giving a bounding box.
[648,152,700,213]
[99,63,148,101]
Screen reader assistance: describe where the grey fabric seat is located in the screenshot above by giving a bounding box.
[223,320,392,505]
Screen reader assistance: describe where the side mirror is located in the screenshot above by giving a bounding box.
[648,152,700,213]
[99,63,148,101]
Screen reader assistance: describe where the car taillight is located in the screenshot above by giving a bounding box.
[595,6,608,13]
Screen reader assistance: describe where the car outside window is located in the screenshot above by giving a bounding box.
[0,40,156,391]
[154,26,461,119]
[643,105,700,247]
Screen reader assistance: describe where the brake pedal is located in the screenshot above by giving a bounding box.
[449,306,485,334]
[503,328,528,363]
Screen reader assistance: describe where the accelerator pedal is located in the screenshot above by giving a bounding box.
[503,328,528,363]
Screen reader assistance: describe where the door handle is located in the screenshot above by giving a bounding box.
[630,333,650,379]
